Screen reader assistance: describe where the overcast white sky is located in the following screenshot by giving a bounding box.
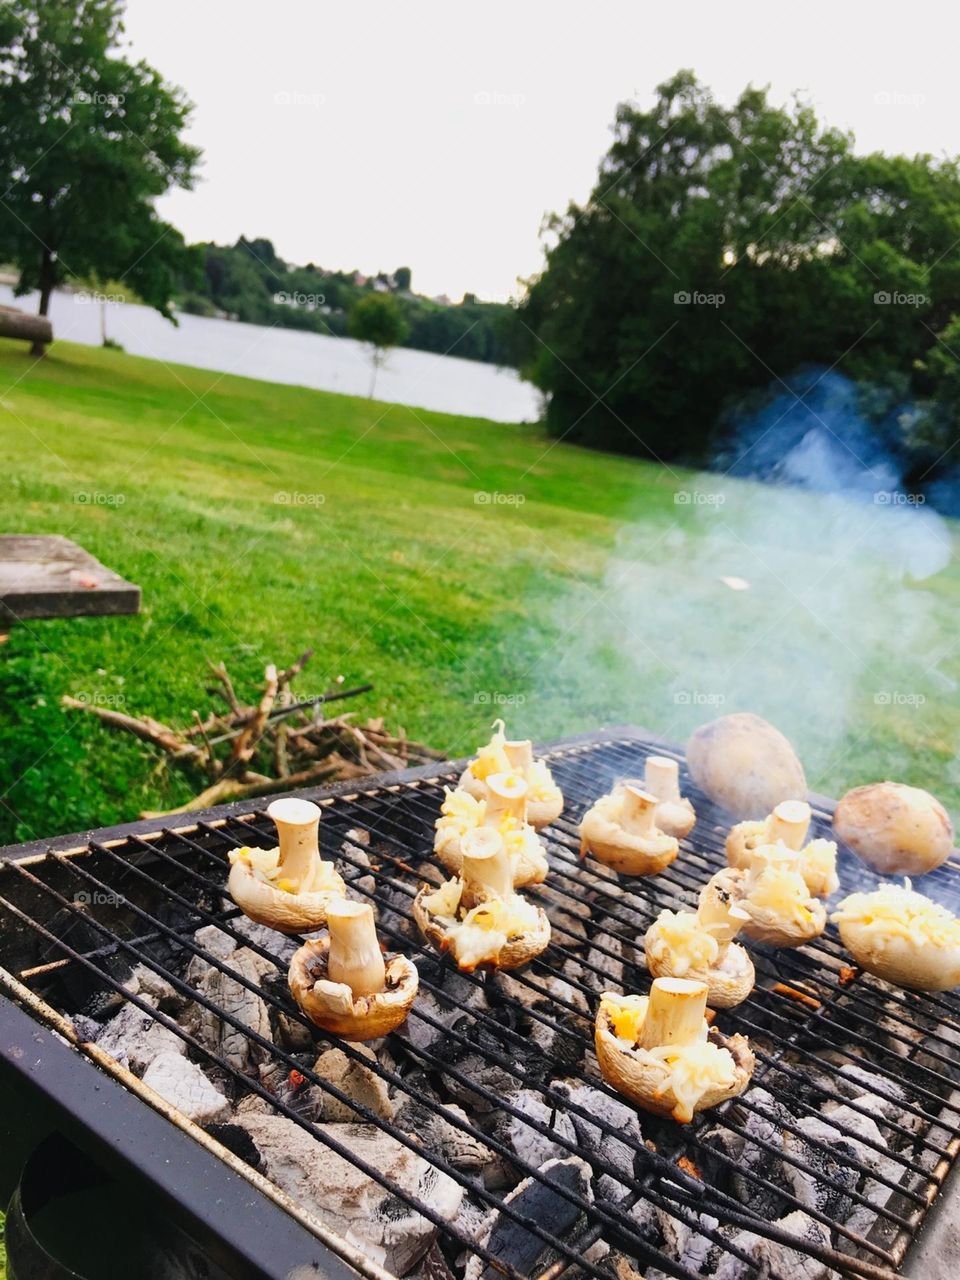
[123,0,959,302]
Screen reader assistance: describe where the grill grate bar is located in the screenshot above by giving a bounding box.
[2,731,956,1280]
[43,845,791,1280]
[8,821,908,1275]
[0,865,668,1280]
[80,825,918,1262]
[378,767,960,1076]
[322,800,960,1146]
[553,742,960,1034]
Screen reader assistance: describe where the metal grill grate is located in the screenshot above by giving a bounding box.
[2,728,959,1280]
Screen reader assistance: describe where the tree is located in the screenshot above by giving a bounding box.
[348,293,408,397]
[393,265,412,292]
[519,72,960,472]
[0,0,202,351]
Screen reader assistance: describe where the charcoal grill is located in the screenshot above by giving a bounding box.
[1,726,959,1280]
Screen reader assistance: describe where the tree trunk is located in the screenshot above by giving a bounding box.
[31,249,56,356]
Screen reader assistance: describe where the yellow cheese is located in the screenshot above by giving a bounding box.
[600,993,649,1044]
[646,910,719,975]
[747,866,816,923]
[649,1040,737,1122]
[832,880,960,948]
[448,894,541,968]
[422,876,463,918]
[436,788,486,836]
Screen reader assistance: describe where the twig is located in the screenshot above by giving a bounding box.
[140,761,341,817]
[227,663,278,770]
[61,696,206,766]
[277,647,314,689]
[192,709,220,777]
[208,661,243,716]
[205,683,374,746]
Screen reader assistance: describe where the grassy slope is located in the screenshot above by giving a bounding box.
[1,337,958,844]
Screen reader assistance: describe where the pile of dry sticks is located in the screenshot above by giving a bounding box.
[61,649,442,817]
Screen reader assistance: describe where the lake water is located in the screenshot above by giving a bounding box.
[0,284,541,423]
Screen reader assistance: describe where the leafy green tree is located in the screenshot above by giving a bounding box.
[393,265,412,292]
[0,0,202,351]
[348,292,408,396]
[520,71,960,469]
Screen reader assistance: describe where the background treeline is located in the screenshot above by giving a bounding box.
[178,238,524,367]
[518,71,960,503]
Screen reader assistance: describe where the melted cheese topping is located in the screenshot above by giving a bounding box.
[600,993,649,1043]
[648,1041,737,1122]
[747,866,817,924]
[646,910,719,975]
[436,788,486,836]
[422,876,463,918]
[526,759,560,803]
[468,719,511,780]
[802,838,839,896]
[228,845,340,894]
[832,880,960,948]
[445,895,542,968]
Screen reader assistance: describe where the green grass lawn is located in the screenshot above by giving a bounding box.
[1,337,958,845]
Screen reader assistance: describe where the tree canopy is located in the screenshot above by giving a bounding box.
[519,71,960,491]
[0,0,202,344]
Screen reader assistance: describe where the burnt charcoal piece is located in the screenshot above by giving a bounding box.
[465,1156,593,1280]
[489,1089,577,1174]
[189,946,274,1075]
[80,999,186,1074]
[204,1122,265,1171]
[551,1080,642,1196]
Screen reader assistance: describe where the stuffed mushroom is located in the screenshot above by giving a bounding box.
[288,899,418,1039]
[228,797,346,934]
[595,978,754,1123]
[831,880,960,990]
[709,847,827,948]
[580,784,679,876]
[644,878,754,1008]
[434,771,548,887]
[413,827,550,971]
[726,800,838,899]
[458,720,563,830]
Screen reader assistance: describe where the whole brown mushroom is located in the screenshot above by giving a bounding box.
[686,712,806,820]
[833,782,955,877]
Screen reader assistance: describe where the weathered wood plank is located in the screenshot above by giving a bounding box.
[0,305,53,344]
[0,535,140,621]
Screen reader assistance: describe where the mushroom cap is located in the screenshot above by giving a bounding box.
[594,1005,754,1123]
[227,858,346,935]
[288,937,418,1039]
[412,884,551,972]
[739,895,827,948]
[579,793,678,876]
[654,797,696,840]
[832,883,960,990]
[644,933,755,1009]
[833,782,955,877]
[686,712,806,819]
[457,765,563,831]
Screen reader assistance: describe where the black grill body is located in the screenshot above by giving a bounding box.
[1,727,958,1280]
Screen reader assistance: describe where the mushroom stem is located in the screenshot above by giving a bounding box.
[766,800,811,851]
[326,900,386,997]
[268,797,322,886]
[639,977,708,1049]
[461,828,513,899]
[620,785,659,837]
[747,845,801,888]
[644,756,681,803]
[503,739,534,773]
[697,880,748,946]
[484,771,529,826]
